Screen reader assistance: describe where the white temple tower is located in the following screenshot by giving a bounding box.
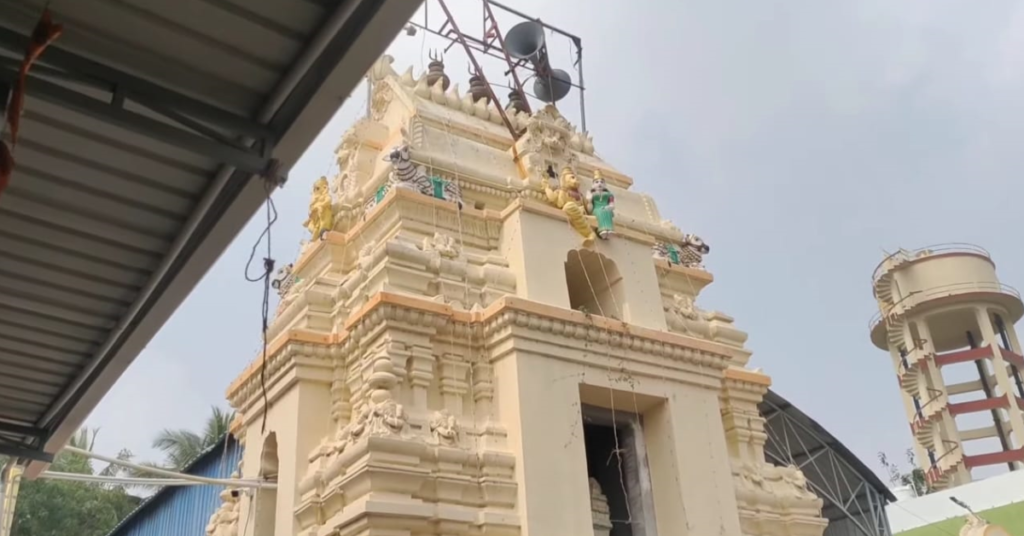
[217,55,828,536]
[870,245,1024,490]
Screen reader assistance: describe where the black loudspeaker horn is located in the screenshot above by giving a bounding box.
[505,21,572,103]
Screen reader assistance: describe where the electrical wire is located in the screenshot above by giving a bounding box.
[244,179,278,435]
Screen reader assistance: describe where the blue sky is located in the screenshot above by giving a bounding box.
[88,0,1024,482]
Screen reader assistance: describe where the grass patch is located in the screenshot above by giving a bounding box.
[895,501,1024,536]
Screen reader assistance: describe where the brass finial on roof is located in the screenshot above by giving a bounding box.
[467,65,490,103]
[425,50,450,91]
[506,89,529,115]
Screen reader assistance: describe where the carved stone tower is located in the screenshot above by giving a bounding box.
[221,55,828,536]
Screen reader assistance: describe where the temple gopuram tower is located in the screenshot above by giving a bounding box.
[218,53,827,536]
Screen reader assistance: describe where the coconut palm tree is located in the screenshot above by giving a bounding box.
[151,406,234,470]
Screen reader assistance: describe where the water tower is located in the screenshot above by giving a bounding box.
[870,244,1024,490]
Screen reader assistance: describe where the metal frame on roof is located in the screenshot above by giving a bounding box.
[0,27,284,181]
[0,0,423,475]
[761,390,896,536]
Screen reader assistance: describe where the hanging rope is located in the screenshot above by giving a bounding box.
[244,179,278,435]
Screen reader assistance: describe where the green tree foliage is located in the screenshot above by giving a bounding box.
[3,408,235,533]
[150,406,234,471]
[125,406,235,492]
[878,448,931,496]
[10,428,142,536]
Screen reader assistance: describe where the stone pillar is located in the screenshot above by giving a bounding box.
[472,362,494,421]
[408,343,435,408]
[438,354,469,415]
[329,354,350,426]
[975,308,1024,449]
[997,318,1024,400]
[916,320,958,442]
[721,370,826,536]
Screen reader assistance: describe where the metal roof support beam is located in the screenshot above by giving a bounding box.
[763,399,884,503]
[0,26,274,140]
[0,442,52,464]
[763,407,890,536]
[0,422,45,440]
[265,0,382,135]
[0,69,281,179]
[867,485,892,536]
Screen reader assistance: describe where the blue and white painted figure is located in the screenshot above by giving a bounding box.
[652,233,710,268]
[364,144,464,216]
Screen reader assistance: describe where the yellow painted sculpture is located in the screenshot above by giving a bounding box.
[303,176,334,240]
[542,166,596,247]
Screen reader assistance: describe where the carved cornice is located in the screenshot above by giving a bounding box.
[500,197,689,247]
[227,331,342,409]
[723,367,771,390]
[481,298,738,374]
[228,291,748,408]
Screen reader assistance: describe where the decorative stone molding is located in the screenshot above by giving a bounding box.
[295,434,519,536]
[664,294,749,351]
[206,442,246,536]
[589,478,613,536]
[227,335,339,412]
[428,409,460,446]
[230,292,748,410]
[719,368,827,536]
[734,462,823,511]
[721,368,772,465]
[347,357,407,441]
[421,231,460,259]
[205,488,241,536]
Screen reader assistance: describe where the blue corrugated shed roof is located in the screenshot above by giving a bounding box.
[107,435,243,536]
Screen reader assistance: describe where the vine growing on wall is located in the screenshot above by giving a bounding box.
[878,448,932,497]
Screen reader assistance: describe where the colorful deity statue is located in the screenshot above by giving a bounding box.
[653,233,711,269]
[304,176,334,240]
[586,170,615,239]
[543,165,596,247]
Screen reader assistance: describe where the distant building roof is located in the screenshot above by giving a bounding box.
[762,389,896,536]
[106,434,241,536]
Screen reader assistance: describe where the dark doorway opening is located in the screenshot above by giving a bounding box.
[582,405,655,535]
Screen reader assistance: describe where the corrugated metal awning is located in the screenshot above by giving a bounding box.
[0,0,421,475]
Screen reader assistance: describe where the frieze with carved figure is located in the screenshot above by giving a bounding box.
[365,143,464,217]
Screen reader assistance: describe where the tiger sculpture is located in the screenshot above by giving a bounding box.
[363,144,463,217]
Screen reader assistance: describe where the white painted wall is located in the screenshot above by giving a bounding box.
[886,471,1024,533]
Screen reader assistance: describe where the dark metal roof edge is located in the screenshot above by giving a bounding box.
[762,389,897,503]
[105,433,238,536]
[26,0,423,476]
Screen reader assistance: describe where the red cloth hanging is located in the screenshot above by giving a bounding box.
[1,8,63,201]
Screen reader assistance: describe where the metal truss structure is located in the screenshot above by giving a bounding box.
[0,27,285,185]
[761,391,895,536]
[407,0,587,135]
